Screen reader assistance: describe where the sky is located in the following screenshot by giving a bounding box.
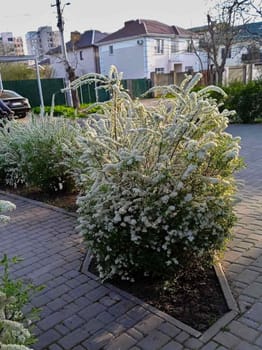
[2,0,212,43]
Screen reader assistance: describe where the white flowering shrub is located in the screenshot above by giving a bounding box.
[0,116,83,192]
[0,200,16,225]
[75,67,243,281]
[0,292,32,350]
[0,255,43,350]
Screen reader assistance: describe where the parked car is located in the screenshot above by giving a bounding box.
[0,89,31,118]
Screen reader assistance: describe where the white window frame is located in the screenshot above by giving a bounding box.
[155,39,164,54]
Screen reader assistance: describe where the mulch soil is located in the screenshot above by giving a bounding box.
[89,258,229,332]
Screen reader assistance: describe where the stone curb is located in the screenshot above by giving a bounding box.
[82,252,239,342]
[199,263,239,342]
[0,190,78,218]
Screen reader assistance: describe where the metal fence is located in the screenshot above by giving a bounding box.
[2,77,153,107]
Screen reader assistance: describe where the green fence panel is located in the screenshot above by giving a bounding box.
[2,78,152,107]
[122,79,152,98]
[3,79,66,107]
[77,82,110,104]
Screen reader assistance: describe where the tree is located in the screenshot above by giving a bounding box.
[0,62,52,81]
[201,0,252,85]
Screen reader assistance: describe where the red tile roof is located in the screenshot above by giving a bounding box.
[98,19,195,43]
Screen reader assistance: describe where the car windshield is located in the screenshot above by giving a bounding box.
[0,90,22,98]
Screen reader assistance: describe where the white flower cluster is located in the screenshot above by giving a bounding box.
[75,67,243,281]
[0,292,32,350]
[0,200,16,225]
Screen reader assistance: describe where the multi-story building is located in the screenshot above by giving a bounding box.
[0,32,25,56]
[97,19,205,80]
[26,26,60,59]
[13,37,25,56]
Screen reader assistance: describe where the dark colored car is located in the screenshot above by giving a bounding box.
[0,89,31,118]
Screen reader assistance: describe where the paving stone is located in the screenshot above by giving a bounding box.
[62,314,85,330]
[38,311,67,331]
[82,330,114,350]
[107,299,135,317]
[105,333,137,350]
[255,333,262,347]
[105,321,126,337]
[184,337,204,349]
[246,302,262,323]
[200,341,218,350]
[235,269,260,284]
[126,305,150,321]
[157,322,181,337]
[47,297,68,311]
[135,315,164,335]
[137,330,170,350]
[161,340,183,350]
[175,331,190,343]
[127,328,144,341]
[214,331,241,349]
[238,316,260,330]
[55,324,69,336]
[234,341,262,350]
[96,311,116,324]
[58,327,91,349]
[86,286,110,302]
[243,282,262,298]
[34,329,61,349]
[78,302,106,321]
[227,320,259,342]
[49,345,64,350]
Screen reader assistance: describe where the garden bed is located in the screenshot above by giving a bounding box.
[88,257,229,332]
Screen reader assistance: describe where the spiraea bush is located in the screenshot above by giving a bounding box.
[0,204,42,349]
[0,116,83,192]
[72,67,243,281]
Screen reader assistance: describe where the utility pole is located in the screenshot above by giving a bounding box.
[52,0,73,106]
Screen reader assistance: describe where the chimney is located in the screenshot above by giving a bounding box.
[70,31,81,44]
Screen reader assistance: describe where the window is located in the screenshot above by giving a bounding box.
[221,47,231,59]
[171,40,178,53]
[155,39,164,54]
[79,50,84,60]
[185,66,193,74]
[109,45,114,55]
[155,67,164,74]
[186,40,194,53]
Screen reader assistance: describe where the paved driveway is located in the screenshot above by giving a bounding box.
[0,124,262,350]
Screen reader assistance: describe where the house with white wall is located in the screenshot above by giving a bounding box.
[222,22,262,84]
[97,19,205,80]
[191,21,262,85]
[46,30,108,78]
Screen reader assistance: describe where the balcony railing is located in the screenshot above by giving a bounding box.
[242,52,262,63]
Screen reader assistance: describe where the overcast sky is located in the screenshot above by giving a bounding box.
[2,0,212,41]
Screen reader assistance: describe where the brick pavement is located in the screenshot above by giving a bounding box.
[0,124,262,350]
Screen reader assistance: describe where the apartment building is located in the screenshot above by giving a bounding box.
[26,26,60,58]
[0,32,25,56]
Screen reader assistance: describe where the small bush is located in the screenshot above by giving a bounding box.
[0,254,43,349]
[0,116,82,192]
[32,104,102,118]
[0,200,16,225]
[223,80,262,123]
[75,67,243,281]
